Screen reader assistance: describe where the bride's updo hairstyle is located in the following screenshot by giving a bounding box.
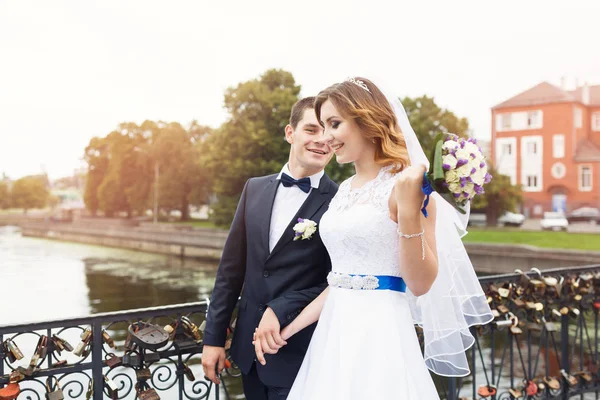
[314,77,410,174]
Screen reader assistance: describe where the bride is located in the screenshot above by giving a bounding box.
[254,77,492,399]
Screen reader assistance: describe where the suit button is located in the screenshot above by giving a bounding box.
[263,270,269,278]
[258,304,264,312]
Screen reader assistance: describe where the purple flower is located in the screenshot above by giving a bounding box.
[460,177,468,187]
[484,173,492,183]
[470,167,477,175]
[453,193,462,198]
[474,184,484,194]
[463,192,470,198]
[480,162,485,168]
[441,181,449,188]
[297,218,304,223]
[442,163,451,170]
[460,141,466,149]
[456,159,468,167]
[470,153,476,159]
[466,176,473,182]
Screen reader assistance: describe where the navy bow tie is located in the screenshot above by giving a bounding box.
[280,173,312,193]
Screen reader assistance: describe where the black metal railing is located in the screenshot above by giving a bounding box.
[443,264,600,400]
[2,264,600,399]
[0,303,240,399]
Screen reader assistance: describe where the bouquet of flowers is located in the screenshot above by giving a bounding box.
[422,133,492,215]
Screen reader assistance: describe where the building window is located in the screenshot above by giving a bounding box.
[501,114,512,131]
[553,134,565,158]
[502,143,513,156]
[593,113,600,131]
[551,162,566,179]
[527,111,542,129]
[533,204,543,215]
[575,108,583,128]
[579,165,593,191]
[526,175,538,188]
[526,141,538,155]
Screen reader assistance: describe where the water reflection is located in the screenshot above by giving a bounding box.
[0,226,219,325]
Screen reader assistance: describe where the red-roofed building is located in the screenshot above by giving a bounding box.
[491,82,600,217]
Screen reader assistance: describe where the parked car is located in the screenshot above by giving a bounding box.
[467,212,526,227]
[540,212,569,231]
[497,211,526,227]
[468,213,487,227]
[567,207,600,224]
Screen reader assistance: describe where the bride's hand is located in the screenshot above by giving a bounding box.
[281,324,297,341]
[394,164,427,219]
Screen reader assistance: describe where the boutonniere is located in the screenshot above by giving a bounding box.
[293,218,317,241]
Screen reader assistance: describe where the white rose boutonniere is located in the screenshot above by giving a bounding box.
[293,218,317,241]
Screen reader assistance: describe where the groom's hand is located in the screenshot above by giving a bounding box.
[202,345,226,385]
[253,307,287,365]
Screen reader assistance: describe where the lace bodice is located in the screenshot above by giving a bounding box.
[321,165,402,277]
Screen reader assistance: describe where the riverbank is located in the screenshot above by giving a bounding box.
[11,218,599,274]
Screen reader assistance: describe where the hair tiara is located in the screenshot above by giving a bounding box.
[345,77,371,93]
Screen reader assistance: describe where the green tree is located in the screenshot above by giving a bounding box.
[471,164,523,226]
[84,136,110,216]
[0,181,10,209]
[152,122,200,221]
[401,96,470,157]
[97,131,134,217]
[118,122,155,217]
[189,121,214,208]
[203,69,301,227]
[10,176,49,214]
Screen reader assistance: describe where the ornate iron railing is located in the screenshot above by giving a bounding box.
[2,264,600,399]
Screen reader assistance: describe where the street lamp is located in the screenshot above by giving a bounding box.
[133,147,159,224]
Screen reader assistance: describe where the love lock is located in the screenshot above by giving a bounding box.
[45,376,64,400]
[524,379,538,395]
[128,322,169,350]
[477,384,497,398]
[0,383,21,400]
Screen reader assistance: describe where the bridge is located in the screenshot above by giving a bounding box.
[1,265,600,399]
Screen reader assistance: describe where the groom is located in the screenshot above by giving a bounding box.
[202,97,338,400]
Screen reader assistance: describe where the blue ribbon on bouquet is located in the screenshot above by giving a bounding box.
[421,172,434,218]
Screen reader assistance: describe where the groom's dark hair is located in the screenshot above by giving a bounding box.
[289,96,316,129]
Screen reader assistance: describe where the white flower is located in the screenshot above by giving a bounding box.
[455,148,471,161]
[464,142,480,156]
[471,168,486,185]
[464,182,475,196]
[293,218,317,241]
[442,154,458,170]
[445,169,460,183]
[456,164,472,178]
[448,182,462,194]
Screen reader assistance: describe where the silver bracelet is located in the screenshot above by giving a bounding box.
[397,229,425,260]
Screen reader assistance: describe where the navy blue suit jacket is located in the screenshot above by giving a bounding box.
[203,172,338,387]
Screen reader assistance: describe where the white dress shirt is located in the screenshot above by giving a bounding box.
[269,164,324,253]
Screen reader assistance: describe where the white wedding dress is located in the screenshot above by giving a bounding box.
[287,165,440,399]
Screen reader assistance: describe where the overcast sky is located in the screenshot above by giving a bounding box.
[1,0,599,180]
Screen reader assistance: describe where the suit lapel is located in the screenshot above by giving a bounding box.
[267,174,333,261]
[260,176,280,259]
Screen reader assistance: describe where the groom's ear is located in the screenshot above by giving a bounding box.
[284,124,294,144]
